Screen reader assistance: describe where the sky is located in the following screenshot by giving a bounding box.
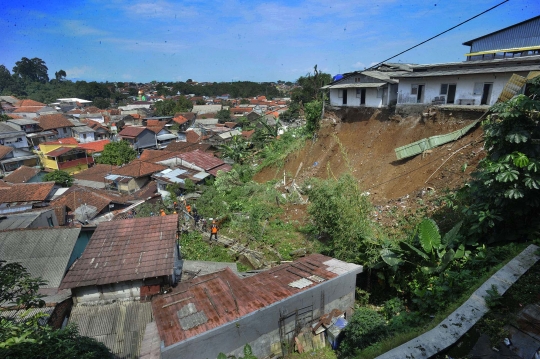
[1,0,539,83]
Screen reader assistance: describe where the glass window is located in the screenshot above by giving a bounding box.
[440,84,448,95]
[411,84,418,95]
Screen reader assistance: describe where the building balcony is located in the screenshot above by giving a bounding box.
[57,157,94,170]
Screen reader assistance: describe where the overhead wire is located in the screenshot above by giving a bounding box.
[365,0,510,71]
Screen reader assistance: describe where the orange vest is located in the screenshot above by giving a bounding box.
[186,205,192,213]
[211,225,218,234]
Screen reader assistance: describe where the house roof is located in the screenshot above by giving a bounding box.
[0,180,11,188]
[15,99,46,107]
[172,115,188,125]
[139,149,181,162]
[45,146,83,157]
[7,118,37,126]
[164,142,212,153]
[0,182,55,203]
[0,122,21,134]
[51,185,127,215]
[7,114,24,119]
[394,64,540,78]
[71,125,95,133]
[0,209,55,230]
[78,139,110,153]
[60,215,179,289]
[41,137,79,146]
[463,15,540,46]
[112,160,167,178]
[147,123,166,134]
[69,301,153,359]
[3,166,41,183]
[152,254,362,346]
[175,112,196,121]
[179,150,227,172]
[73,163,117,183]
[35,114,75,130]
[208,163,232,176]
[0,145,13,160]
[0,227,81,288]
[118,126,147,137]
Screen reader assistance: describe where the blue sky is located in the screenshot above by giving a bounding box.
[1,0,538,83]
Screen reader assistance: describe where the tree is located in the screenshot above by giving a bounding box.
[216,109,231,123]
[462,76,540,242]
[43,170,73,187]
[0,260,113,358]
[154,97,193,116]
[195,99,206,105]
[96,140,137,165]
[54,69,67,82]
[339,307,388,357]
[291,65,332,105]
[92,97,110,110]
[304,100,323,133]
[12,57,49,83]
[240,98,250,105]
[0,65,17,94]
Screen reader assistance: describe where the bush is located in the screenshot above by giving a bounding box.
[339,307,388,357]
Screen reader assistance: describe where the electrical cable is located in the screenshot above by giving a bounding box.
[365,0,510,71]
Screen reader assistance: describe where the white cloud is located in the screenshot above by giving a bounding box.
[62,20,107,36]
[64,65,92,78]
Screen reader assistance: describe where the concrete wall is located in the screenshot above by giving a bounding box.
[396,72,523,106]
[56,127,73,138]
[74,131,95,143]
[329,87,389,108]
[73,280,148,304]
[161,270,360,359]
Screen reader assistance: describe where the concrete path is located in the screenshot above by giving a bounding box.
[376,244,540,359]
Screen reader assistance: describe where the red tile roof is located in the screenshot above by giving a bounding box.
[0,182,55,203]
[112,160,167,178]
[147,123,166,134]
[164,142,212,153]
[7,114,24,119]
[118,126,146,137]
[152,254,360,346]
[175,112,196,122]
[172,115,188,125]
[73,163,117,183]
[0,180,11,188]
[45,146,83,157]
[3,166,41,183]
[60,215,179,289]
[51,185,127,214]
[78,139,110,153]
[16,99,46,107]
[0,145,13,159]
[41,137,79,146]
[139,150,180,162]
[35,114,74,130]
[146,120,161,126]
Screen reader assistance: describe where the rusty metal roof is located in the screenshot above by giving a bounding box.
[179,150,226,172]
[60,214,179,289]
[152,254,361,347]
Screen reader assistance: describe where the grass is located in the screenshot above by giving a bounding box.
[257,130,307,170]
[284,347,337,359]
[354,242,529,359]
[179,231,235,262]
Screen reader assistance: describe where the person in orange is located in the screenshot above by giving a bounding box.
[209,220,218,241]
[186,203,192,214]
[160,209,166,216]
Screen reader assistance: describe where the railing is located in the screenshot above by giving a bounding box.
[57,157,94,170]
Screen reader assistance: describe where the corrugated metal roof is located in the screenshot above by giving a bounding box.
[394,65,540,78]
[69,300,153,359]
[0,306,55,325]
[0,227,81,288]
[60,215,179,289]
[152,254,362,347]
[0,209,54,230]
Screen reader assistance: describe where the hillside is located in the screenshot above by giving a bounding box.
[255,107,487,208]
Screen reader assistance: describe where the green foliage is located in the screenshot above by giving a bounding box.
[217,109,232,123]
[216,344,257,359]
[306,174,379,265]
[180,231,233,262]
[153,97,193,116]
[43,170,73,187]
[382,297,406,321]
[279,102,301,122]
[0,261,45,310]
[96,140,137,165]
[484,284,502,308]
[462,80,540,242]
[258,129,306,169]
[304,100,322,134]
[12,57,49,83]
[218,136,251,164]
[339,307,388,357]
[290,65,331,105]
[284,346,337,359]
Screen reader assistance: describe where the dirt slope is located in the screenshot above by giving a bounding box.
[255,107,486,206]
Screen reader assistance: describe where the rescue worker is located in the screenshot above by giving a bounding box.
[186,203,192,215]
[209,220,218,241]
[173,201,178,211]
[160,209,166,216]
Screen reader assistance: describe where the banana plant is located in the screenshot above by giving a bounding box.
[381,218,468,275]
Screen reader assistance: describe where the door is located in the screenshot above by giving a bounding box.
[481,83,493,105]
[417,85,424,103]
[342,89,347,105]
[447,84,456,104]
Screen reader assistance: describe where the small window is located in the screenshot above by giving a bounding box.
[47,216,54,227]
[63,128,67,134]
[83,133,87,139]
[473,82,483,95]
[411,84,419,95]
[16,137,23,142]
[440,84,448,95]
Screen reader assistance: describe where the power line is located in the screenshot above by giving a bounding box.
[366,0,510,71]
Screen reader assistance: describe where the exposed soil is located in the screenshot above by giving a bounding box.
[255,106,487,221]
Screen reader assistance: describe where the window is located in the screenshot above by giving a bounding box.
[47,216,54,227]
[82,133,87,139]
[411,84,419,95]
[338,90,343,98]
[473,82,483,95]
[357,89,366,104]
[16,137,23,142]
[63,128,67,134]
[440,84,449,95]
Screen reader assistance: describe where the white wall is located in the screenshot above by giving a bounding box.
[72,280,143,304]
[75,132,95,143]
[329,87,385,108]
[396,72,522,106]
[1,135,29,149]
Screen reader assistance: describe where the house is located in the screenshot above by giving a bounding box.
[37,142,93,174]
[59,215,181,304]
[50,185,129,223]
[0,181,56,214]
[147,122,177,149]
[78,139,110,158]
[0,145,39,175]
[3,165,42,183]
[0,227,87,329]
[324,63,411,108]
[106,160,167,193]
[146,254,362,359]
[72,163,117,189]
[71,125,96,143]
[0,208,58,230]
[79,118,110,140]
[168,149,231,176]
[153,166,210,197]
[7,118,40,134]
[0,122,30,150]
[118,126,157,151]
[394,16,540,108]
[164,141,211,153]
[35,114,75,139]
[9,99,47,118]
